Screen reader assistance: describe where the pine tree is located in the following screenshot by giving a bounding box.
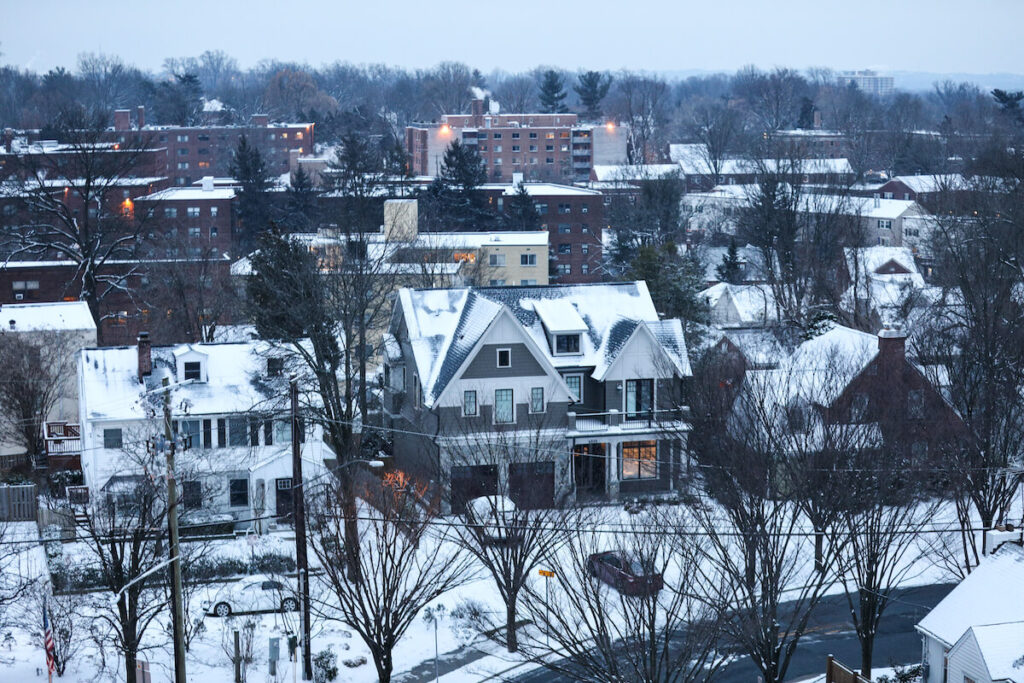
[286,165,318,229]
[715,239,744,284]
[628,243,709,341]
[538,70,568,114]
[229,135,274,248]
[502,184,541,231]
[440,139,487,192]
[574,71,612,120]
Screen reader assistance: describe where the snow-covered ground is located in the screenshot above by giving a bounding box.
[0,494,1018,682]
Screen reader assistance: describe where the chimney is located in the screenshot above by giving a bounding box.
[877,322,907,372]
[471,98,484,125]
[114,109,131,131]
[873,194,881,209]
[2,128,12,153]
[250,114,269,127]
[383,199,418,242]
[201,175,215,192]
[137,332,152,383]
[136,105,146,129]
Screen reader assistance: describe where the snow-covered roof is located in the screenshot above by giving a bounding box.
[394,282,690,407]
[591,164,679,182]
[722,328,786,369]
[136,186,236,201]
[687,184,924,219]
[845,246,919,277]
[479,182,601,197]
[843,247,927,316]
[702,283,778,328]
[670,144,854,177]
[917,543,1024,647]
[889,174,966,194]
[532,298,588,334]
[79,341,296,423]
[700,244,767,283]
[957,622,1024,681]
[0,301,96,333]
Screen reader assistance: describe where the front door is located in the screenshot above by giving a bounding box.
[275,478,294,519]
[573,443,606,498]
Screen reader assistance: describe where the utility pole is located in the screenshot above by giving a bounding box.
[291,375,313,681]
[162,377,187,683]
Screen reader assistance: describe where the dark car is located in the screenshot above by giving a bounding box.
[587,551,663,596]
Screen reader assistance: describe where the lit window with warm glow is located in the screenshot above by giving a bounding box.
[453,251,476,263]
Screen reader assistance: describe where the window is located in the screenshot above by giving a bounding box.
[557,264,572,275]
[489,279,506,286]
[530,387,545,413]
[581,205,589,214]
[217,418,227,447]
[463,390,477,416]
[493,133,502,139]
[555,334,580,354]
[2,204,16,216]
[581,264,590,274]
[182,480,201,509]
[188,227,200,238]
[564,374,582,401]
[496,348,511,368]
[494,389,514,424]
[625,379,654,418]
[511,132,520,139]
[494,157,502,165]
[164,207,178,218]
[177,148,189,156]
[177,134,189,142]
[546,158,554,164]
[187,207,200,217]
[520,253,537,266]
[267,358,284,377]
[878,219,893,231]
[479,145,488,152]
[557,203,571,214]
[558,243,572,254]
[545,132,555,139]
[103,428,123,449]
[249,418,260,447]
[884,191,893,199]
[520,279,537,285]
[202,419,213,449]
[622,441,657,479]
[180,420,200,449]
[512,145,520,152]
[529,132,538,139]
[228,417,247,446]
[177,162,189,170]
[494,145,502,153]
[908,389,924,419]
[210,206,218,217]
[582,244,589,254]
[850,393,869,422]
[229,479,249,507]
[183,361,202,381]
[558,224,571,233]
[535,202,548,214]
[488,253,506,267]
[546,144,555,152]
[529,144,538,152]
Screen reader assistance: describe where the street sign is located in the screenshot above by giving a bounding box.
[538,569,554,578]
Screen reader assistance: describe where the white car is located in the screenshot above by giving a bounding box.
[465,495,523,545]
[203,575,298,617]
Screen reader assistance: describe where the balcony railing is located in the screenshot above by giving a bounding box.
[568,407,688,432]
[45,423,81,458]
[46,422,80,438]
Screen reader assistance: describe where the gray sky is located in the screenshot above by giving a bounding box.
[4,0,1022,76]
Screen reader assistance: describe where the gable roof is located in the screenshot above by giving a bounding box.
[917,543,1024,647]
[955,622,1024,682]
[702,283,778,328]
[395,282,689,407]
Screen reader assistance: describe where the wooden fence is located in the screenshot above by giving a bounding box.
[0,483,37,521]
[826,655,871,683]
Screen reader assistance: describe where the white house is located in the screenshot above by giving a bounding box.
[701,282,778,329]
[917,541,1024,683]
[0,301,96,465]
[77,335,328,527]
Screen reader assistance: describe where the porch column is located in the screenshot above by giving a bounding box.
[606,439,620,498]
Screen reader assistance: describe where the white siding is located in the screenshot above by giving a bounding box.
[947,631,993,683]
[923,635,948,683]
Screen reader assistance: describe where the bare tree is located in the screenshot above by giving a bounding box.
[0,107,155,343]
[516,508,727,682]
[24,583,87,678]
[494,74,537,114]
[425,62,474,116]
[307,473,476,683]
[688,98,745,186]
[0,330,78,464]
[613,73,670,164]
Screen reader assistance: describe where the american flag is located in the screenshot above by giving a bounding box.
[43,600,56,676]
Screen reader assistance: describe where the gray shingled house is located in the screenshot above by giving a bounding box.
[382,281,692,511]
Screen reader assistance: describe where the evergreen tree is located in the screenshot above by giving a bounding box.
[797,96,816,129]
[628,243,709,341]
[229,134,274,248]
[286,165,318,229]
[538,70,568,114]
[574,71,612,120]
[715,239,744,284]
[502,184,541,231]
[152,72,203,126]
[440,139,487,193]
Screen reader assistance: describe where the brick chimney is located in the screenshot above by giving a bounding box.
[114,109,131,131]
[136,105,146,129]
[877,323,907,374]
[137,332,152,383]
[250,114,269,127]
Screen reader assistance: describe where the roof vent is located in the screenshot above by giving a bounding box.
[8,320,14,330]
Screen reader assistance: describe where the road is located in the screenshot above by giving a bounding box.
[509,583,955,682]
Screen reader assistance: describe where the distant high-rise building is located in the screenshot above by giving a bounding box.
[838,70,895,97]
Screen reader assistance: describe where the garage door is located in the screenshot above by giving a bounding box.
[450,464,499,513]
[509,461,555,509]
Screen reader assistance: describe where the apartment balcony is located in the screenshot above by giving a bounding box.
[45,422,82,471]
[567,407,690,435]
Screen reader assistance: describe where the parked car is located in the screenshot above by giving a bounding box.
[587,551,663,596]
[465,495,523,545]
[202,575,298,617]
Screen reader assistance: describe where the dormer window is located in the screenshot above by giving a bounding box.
[184,362,202,381]
[555,334,580,354]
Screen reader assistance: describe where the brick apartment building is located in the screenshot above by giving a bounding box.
[406,99,628,184]
[134,177,237,255]
[475,180,605,283]
[102,106,313,186]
